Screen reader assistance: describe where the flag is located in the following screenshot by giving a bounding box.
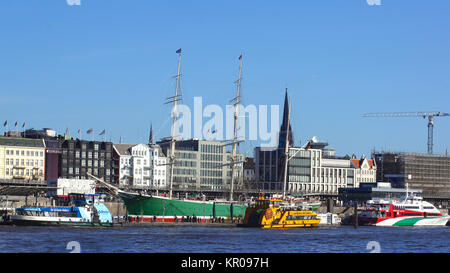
[176,48,182,54]
[78,129,81,134]
[87,128,93,134]
[99,129,106,136]
[3,120,6,127]
[238,54,242,60]
[22,122,26,128]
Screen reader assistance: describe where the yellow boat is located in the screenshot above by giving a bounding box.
[239,194,320,228]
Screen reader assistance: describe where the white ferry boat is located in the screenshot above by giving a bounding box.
[354,194,449,227]
[11,193,113,226]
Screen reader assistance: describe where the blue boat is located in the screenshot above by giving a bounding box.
[11,193,113,227]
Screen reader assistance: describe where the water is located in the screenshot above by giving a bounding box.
[0,225,448,253]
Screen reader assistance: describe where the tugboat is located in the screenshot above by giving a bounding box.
[11,193,113,226]
[239,194,320,228]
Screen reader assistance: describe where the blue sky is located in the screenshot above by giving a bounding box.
[1,0,449,157]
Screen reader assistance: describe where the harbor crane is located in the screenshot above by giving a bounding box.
[362,111,450,155]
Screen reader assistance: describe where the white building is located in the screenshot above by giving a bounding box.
[47,178,96,197]
[351,155,377,187]
[255,137,361,194]
[113,143,167,188]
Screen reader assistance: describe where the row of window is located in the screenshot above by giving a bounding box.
[286,215,317,220]
[66,151,110,159]
[62,159,105,167]
[5,158,43,167]
[5,150,44,157]
[65,168,112,176]
[5,168,43,176]
[121,158,166,166]
[201,154,223,161]
[200,169,222,177]
[201,144,223,154]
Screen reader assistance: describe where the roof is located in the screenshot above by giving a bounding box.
[0,136,45,148]
[351,158,375,169]
[113,144,134,155]
[0,185,57,196]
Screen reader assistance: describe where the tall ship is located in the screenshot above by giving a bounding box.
[344,188,449,226]
[10,193,113,226]
[89,49,247,222]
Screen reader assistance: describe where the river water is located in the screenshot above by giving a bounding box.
[0,225,448,253]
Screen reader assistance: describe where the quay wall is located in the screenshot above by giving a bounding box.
[2,196,448,218]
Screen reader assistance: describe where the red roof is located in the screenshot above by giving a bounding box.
[351,159,375,169]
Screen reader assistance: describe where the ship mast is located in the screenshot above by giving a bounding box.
[166,48,183,199]
[229,54,243,202]
[282,89,291,199]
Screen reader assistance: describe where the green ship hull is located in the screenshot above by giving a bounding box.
[119,192,247,222]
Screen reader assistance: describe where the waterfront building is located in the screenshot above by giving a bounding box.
[254,91,358,194]
[58,139,116,183]
[254,140,356,194]
[0,136,46,182]
[113,143,168,188]
[47,178,96,197]
[243,157,256,183]
[372,151,450,199]
[156,138,244,191]
[350,155,377,186]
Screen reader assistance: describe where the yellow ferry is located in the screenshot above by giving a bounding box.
[239,194,320,228]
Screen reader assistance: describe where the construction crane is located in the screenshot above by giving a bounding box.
[362,111,450,155]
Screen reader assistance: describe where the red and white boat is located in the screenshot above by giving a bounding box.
[355,194,449,226]
[344,187,450,226]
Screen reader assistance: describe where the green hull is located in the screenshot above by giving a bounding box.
[119,193,247,219]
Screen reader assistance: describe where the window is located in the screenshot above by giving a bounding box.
[5,169,9,175]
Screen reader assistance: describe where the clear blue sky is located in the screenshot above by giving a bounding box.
[1,0,449,157]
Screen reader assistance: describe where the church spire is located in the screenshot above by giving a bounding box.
[149,123,154,145]
[278,88,294,148]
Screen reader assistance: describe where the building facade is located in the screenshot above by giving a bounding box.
[58,139,116,183]
[157,139,244,191]
[373,152,450,199]
[254,143,356,194]
[0,136,46,182]
[351,156,377,186]
[113,143,168,188]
